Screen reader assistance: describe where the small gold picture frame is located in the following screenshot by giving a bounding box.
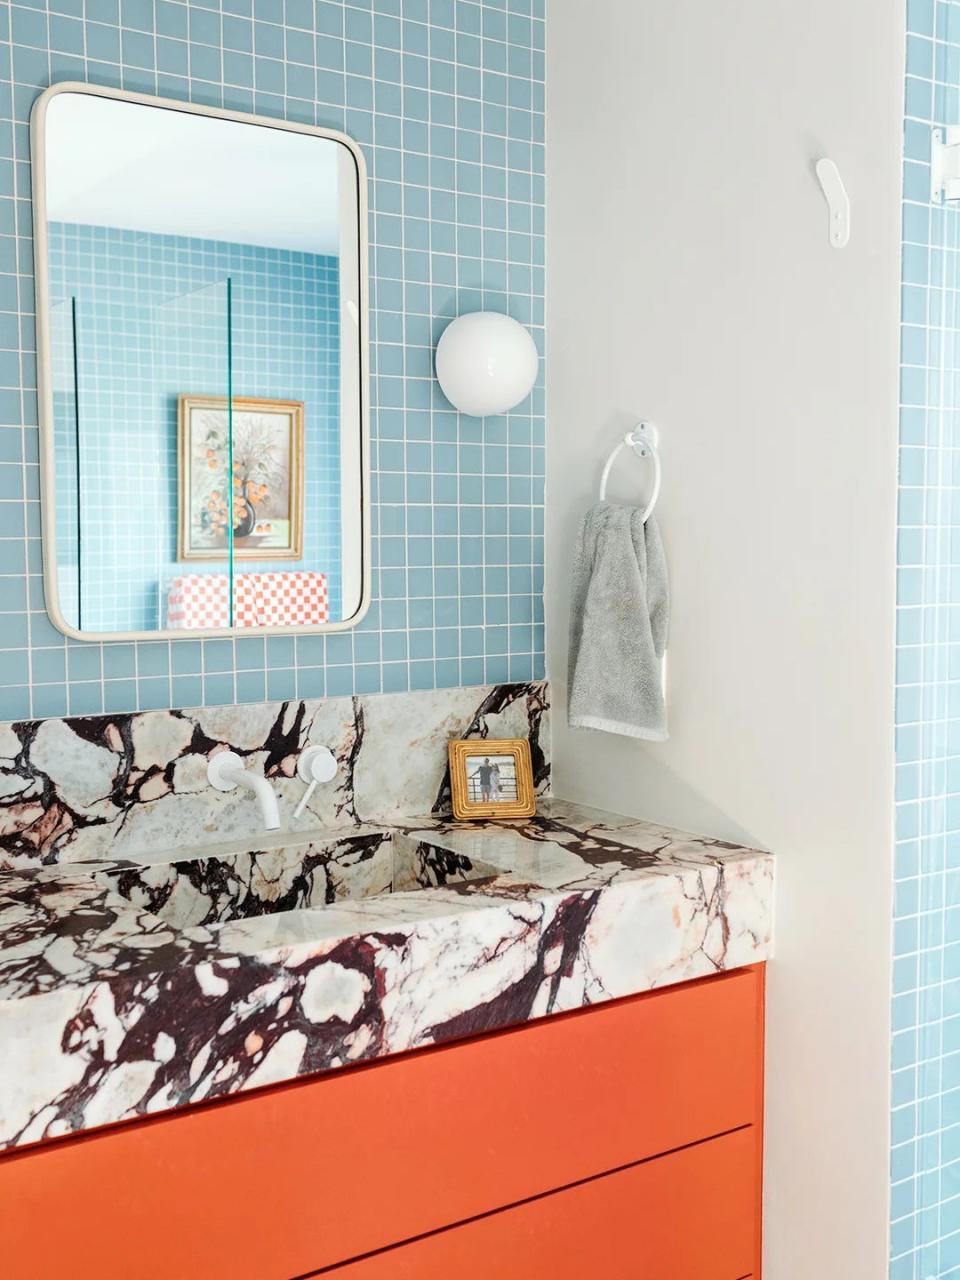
[448,738,537,821]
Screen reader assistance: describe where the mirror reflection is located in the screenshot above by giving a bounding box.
[36,87,367,638]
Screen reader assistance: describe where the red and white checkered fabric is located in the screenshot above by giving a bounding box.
[167,571,328,629]
[167,574,259,630]
[256,571,329,626]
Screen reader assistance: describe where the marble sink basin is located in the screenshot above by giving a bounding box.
[0,799,775,1153]
[91,829,500,930]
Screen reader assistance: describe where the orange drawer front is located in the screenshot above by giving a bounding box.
[322,1126,758,1280]
[0,966,763,1280]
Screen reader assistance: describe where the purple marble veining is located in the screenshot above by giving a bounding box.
[0,682,550,870]
[0,798,773,1152]
[0,679,773,1155]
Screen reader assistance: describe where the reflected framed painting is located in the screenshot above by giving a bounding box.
[177,394,304,561]
[448,738,537,820]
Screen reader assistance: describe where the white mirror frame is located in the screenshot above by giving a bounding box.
[30,82,371,641]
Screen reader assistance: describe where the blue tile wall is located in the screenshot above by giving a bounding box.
[894,3,960,1277]
[48,222,343,631]
[0,0,546,719]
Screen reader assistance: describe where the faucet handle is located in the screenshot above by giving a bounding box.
[207,750,246,792]
[293,746,338,820]
[297,745,337,785]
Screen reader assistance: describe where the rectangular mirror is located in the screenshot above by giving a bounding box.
[32,84,369,639]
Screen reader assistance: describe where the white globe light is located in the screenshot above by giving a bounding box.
[435,312,539,417]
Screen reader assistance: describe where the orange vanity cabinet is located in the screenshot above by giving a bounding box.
[324,1127,757,1280]
[1,965,764,1280]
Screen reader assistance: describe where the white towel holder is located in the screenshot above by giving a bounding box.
[598,421,661,522]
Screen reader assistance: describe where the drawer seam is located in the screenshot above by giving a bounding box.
[292,1122,756,1280]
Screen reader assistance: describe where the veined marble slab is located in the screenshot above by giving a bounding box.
[0,798,773,1152]
[0,682,550,870]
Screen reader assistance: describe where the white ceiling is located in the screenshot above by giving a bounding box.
[44,93,344,255]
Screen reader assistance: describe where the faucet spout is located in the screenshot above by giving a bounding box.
[207,751,281,831]
[227,766,281,831]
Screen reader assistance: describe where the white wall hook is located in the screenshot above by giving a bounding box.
[293,745,338,820]
[814,159,850,249]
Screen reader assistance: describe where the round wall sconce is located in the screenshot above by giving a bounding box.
[435,312,539,417]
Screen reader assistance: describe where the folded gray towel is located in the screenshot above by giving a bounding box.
[567,503,669,740]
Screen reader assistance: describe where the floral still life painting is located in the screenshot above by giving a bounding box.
[177,395,304,561]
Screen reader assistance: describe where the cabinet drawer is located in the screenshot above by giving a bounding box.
[0,966,763,1280]
[324,1126,758,1280]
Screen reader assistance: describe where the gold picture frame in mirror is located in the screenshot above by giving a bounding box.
[177,395,305,562]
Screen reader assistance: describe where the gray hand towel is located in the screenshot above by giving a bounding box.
[568,502,669,740]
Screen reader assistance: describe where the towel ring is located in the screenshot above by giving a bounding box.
[598,421,661,522]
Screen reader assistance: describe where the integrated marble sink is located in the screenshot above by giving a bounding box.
[91,829,500,930]
[0,798,774,1151]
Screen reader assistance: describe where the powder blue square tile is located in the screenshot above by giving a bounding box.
[11,8,48,50]
[202,673,235,705]
[458,655,481,684]
[138,676,172,709]
[172,675,202,708]
[352,663,381,694]
[235,637,265,671]
[353,632,379,663]
[31,683,67,718]
[30,647,65,684]
[266,667,296,700]
[233,667,264,702]
[906,75,933,120]
[380,661,406,692]
[138,643,169,678]
[429,656,453,685]
[909,0,935,35]
[49,15,84,55]
[267,636,295,667]
[0,684,29,718]
[203,640,235,674]
[103,643,136,678]
[68,681,104,715]
[156,2,188,38]
[1,0,544,723]
[66,646,101,683]
[325,664,353,696]
[172,642,202,676]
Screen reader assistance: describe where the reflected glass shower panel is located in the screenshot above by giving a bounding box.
[50,296,79,631]
[49,247,233,635]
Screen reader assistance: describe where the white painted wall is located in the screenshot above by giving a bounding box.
[545,3,902,1276]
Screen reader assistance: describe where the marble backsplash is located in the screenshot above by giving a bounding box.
[0,683,550,871]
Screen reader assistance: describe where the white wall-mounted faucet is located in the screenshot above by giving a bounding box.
[207,751,281,831]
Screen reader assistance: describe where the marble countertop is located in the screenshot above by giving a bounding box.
[0,798,774,1152]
